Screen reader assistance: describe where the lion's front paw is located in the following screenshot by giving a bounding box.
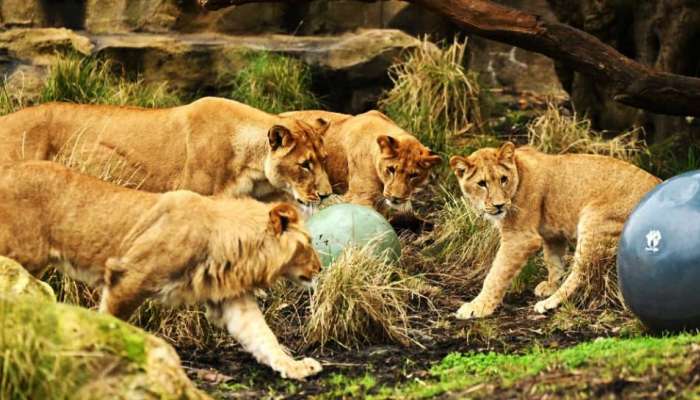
[534,296,561,314]
[455,301,495,320]
[276,357,323,380]
[534,281,559,297]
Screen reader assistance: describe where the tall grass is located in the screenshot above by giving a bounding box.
[41,54,181,108]
[229,52,321,114]
[418,189,500,287]
[0,79,28,116]
[527,103,646,162]
[380,38,485,153]
[305,246,429,349]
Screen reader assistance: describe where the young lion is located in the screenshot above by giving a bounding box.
[0,97,332,205]
[281,110,442,212]
[449,143,660,318]
[0,161,323,380]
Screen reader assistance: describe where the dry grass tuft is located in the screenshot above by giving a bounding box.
[305,246,430,350]
[0,78,29,117]
[575,243,625,310]
[527,103,646,162]
[419,189,499,287]
[380,37,485,153]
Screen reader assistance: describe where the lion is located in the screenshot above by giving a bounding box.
[449,142,661,318]
[0,97,332,205]
[0,161,323,380]
[281,110,442,212]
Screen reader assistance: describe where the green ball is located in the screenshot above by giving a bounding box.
[306,204,401,267]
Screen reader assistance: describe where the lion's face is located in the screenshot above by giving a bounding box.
[375,135,441,210]
[265,119,332,206]
[450,142,519,222]
[268,204,322,288]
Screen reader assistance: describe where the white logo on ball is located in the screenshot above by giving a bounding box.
[645,230,662,253]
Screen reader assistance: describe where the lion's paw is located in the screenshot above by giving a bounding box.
[534,297,560,314]
[277,357,323,381]
[533,281,559,298]
[455,301,494,320]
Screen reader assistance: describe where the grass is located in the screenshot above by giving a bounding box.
[527,103,646,162]
[41,54,182,108]
[380,38,486,154]
[418,189,499,290]
[313,332,700,399]
[305,245,430,349]
[229,51,321,114]
[0,79,28,116]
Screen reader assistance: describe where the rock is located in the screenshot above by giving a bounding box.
[0,27,421,111]
[467,0,567,98]
[84,0,182,33]
[0,257,210,400]
[0,256,55,300]
[90,28,423,112]
[0,28,92,65]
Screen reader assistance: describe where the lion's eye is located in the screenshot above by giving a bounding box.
[300,160,312,171]
[501,176,508,185]
[409,172,420,180]
[477,180,487,188]
[386,166,396,175]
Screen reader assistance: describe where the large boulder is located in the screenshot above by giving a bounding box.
[0,257,210,400]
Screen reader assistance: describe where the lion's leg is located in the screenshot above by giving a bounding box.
[456,232,542,319]
[534,238,567,297]
[534,213,620,313]
[205,295,322,381]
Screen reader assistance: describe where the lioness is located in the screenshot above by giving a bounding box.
[0,97,332,205]
[449,143,660,318]
[281,110,442,211]
[0,161,323,380]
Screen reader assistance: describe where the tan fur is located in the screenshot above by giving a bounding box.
[281,110,441,212]
[0,161,323,380]
[0,97,332,205]
[449,143,661,318]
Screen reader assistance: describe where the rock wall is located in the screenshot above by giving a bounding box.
[0,0,566,114]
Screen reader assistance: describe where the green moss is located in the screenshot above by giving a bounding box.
[309,333,700,399]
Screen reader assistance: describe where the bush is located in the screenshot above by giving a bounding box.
[380,38,486,153]
[229,52,321,114]
[41,54,181,108]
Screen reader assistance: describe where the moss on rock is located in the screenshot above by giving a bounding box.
[0,256,209,400]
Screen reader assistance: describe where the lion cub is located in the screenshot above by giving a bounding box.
[0,161,323,380]
[449,143,660,318]
[282,110,442,212]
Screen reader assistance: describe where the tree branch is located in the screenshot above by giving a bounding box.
[198,0,700,117]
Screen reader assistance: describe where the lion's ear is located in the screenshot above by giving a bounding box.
[449,155,472,178]
[498,142,516,163]
[268,125,295,151]
[269,203,300,235]
[420,150,442,169]
[315,118,330,135]
[377,135,399,158]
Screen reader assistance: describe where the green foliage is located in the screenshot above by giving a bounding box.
[41,54,181,108]
[380,38,486,153]
[637,135,700,179]
[229,52,321,114]
[0,81,23,116]
[370,333,700,398]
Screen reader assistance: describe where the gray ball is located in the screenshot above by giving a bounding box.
[617,170,700,331]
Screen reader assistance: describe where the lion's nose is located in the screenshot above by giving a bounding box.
[319,192,332,200]
[493,203,505,211]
